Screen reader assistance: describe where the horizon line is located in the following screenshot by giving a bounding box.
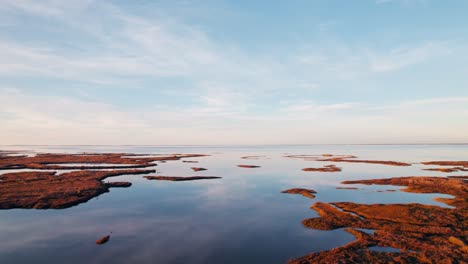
[2,143,468,147]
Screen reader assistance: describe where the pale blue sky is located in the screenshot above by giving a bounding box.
[1,0,467,145]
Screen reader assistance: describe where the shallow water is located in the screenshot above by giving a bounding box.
[0,145,467,264]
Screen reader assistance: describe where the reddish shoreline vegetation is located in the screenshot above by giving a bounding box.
[0,169,155,209]
[288,176,468,263]
[318,157,412,166]
[0,152,209,209]
[421,160,468,173]
[421,161,468,167]
[144,176,221,181]
[423,167,468,173]
[0,153,209,170]
[302,165,341,172]
[281,188,317,199]
[284,154,412,166]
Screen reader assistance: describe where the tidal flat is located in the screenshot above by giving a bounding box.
[0,145,467,264]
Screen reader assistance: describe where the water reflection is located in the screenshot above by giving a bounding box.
[0,145,467,263]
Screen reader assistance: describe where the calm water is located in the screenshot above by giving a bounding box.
[0,145,467,264]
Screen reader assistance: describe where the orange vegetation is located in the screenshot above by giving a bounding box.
[423,167,468,173]
[318,157,412,166]
[0,153,208,170]
[281,188,317,199]
[283,154,411,166]
[421,161,468,167]
[288,176,468,263]
[0,152,211,209]
[0,169,155,209]
[302,165,341,172]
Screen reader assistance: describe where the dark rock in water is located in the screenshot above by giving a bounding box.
[336,187,359,190]
[106,182,132,188]
[377,189,397,192]
[237,165,261,168]
[96,235,110,245]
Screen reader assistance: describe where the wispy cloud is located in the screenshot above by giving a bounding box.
[0,1,467,144]
[282,102,361,113]
[368,42,451,72]
[2,87,467,144]
[399,97,468,106]
[297,41,453,76]
[0,0,81,17]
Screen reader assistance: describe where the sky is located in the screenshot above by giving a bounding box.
[1,0,467,145]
